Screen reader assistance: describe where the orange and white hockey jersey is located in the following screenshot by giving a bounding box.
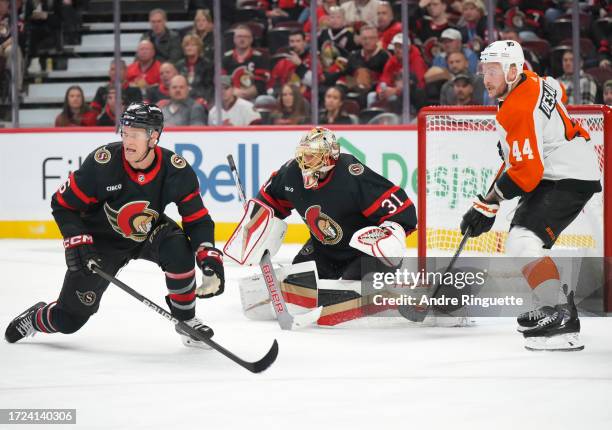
[493,70,601,200]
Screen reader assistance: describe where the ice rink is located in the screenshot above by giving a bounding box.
[1,239,612,429]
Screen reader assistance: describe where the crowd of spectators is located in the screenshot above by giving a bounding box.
[2,0,611,127]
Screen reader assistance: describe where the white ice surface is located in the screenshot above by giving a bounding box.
[1,240,611,430]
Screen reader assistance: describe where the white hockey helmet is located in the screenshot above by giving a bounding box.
[295,127,340,189]
[480,40,524,84]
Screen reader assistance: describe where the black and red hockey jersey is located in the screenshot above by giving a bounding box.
[257,154,417,261]
[222,48,270,96]
[51,142,214,253]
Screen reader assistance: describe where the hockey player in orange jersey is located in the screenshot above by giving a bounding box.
[460,40,602,351]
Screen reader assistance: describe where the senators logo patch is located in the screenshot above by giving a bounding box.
[94,147,111,164]
[348,163,364,176]
[171,154,186,169]
[304,205,343,245]
[76,290,97,306]
[104,201,159,242]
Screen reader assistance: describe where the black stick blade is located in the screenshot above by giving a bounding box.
[246,340,279,373]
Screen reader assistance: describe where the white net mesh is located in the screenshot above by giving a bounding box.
[423,107,606,257]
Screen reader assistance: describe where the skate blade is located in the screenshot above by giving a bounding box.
[524,333,584,352]
[181,336,213,350]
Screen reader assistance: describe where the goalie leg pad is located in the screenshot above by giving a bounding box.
[239,261,319,320]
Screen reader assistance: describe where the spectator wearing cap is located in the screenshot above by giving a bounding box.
[268,30,322,102]
[377,1,402,50]
[604,80,612,106]
[558,50,598,105]
[341,0,380,27]
[221,24,270,101]
[431,28,478,74]
[439,51,485,105]
[369,33,427,108]
[318,6,358,54]
[127,40,162,91]
[91,60,143,115]
[456,0,487,44]
[449,74,477,105]
[146,62,178,104]
[159,75,207,126]
[175,34,214,103]
[209,76,262,126]
[141,8,182,65]
[414,0,451,42]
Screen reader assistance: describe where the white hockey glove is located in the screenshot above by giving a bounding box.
[460,194,499,237]
[195,244,225,298]
[349,220,406,267]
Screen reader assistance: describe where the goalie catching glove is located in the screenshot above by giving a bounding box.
[195,244,225,298]
[349,221,406,267]
[460,194,499,237]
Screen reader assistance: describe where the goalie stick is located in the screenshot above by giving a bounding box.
[227,154,323,330]
[398,163,504,322]
[89,263,278,374]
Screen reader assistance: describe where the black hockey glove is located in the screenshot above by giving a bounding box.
[195,245,225,298]
[63,234,102,273]
[460,194,499,238]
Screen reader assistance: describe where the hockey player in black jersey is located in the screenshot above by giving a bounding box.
[255,127,417,280]
[5,103,225,348]
[224,127,416,323]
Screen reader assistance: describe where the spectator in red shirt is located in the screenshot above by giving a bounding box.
[55,85,97,127]
[304,0,338,33]
[146,62,178,104]
[377,1,402,49]
[127,40,162,91]
[369,33,427,106]
[268,29,321,100]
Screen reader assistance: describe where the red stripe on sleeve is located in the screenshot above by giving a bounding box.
[180,189,201,203]
[378,199,414,224]
[260,188,290,217]
[182,207,209,224]
[362,186,400,217]
[69,172,98,205]
[54,191,76,210]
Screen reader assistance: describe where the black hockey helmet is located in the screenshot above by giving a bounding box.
[120,102,164,135]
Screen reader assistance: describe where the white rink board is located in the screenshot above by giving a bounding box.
[0,128,418,223]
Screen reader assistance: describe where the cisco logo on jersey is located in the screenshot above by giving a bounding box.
[103,201,159,242]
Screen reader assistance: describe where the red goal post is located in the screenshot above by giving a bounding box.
[417,105,611,312]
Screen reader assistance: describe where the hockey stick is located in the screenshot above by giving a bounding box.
[227,155,323,330]
[89,263,278,373]
[398,163,505,322]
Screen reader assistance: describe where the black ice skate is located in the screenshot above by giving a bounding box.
[176,317,215,349]
[516,306,556,332]
[522,291,583,351]
[4,302,46,343]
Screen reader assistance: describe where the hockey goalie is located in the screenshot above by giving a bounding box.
[460,41,602,351]
[225,127,417,326]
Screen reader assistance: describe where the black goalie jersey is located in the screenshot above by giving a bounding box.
[51,142,214,253]
[256,154,417,261]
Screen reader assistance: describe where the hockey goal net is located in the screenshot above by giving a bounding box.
[417,105,611,311]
